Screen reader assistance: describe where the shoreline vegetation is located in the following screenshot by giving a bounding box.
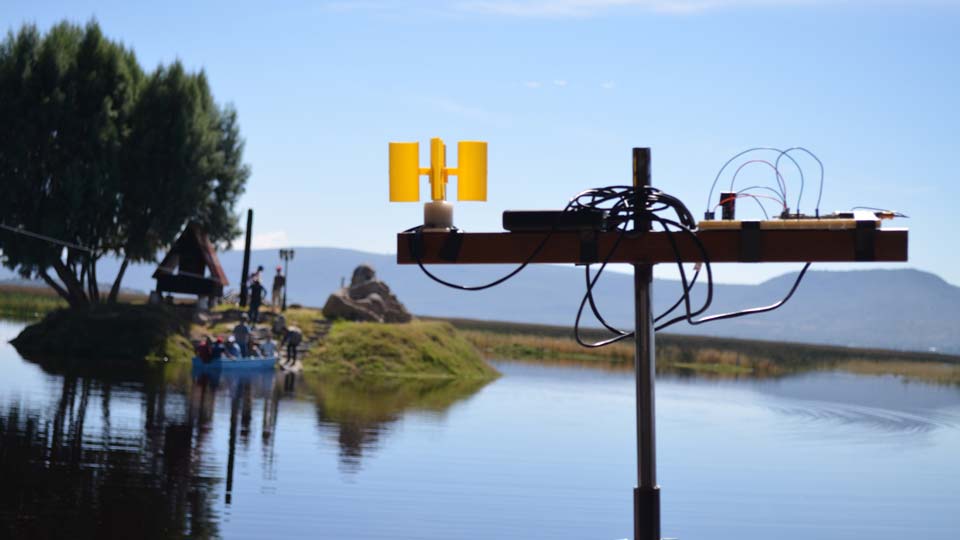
[4,284,959,384]
[433,317,960,385]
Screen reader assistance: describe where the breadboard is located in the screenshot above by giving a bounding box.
[698,218,879,231]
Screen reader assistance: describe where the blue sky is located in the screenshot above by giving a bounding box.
[3,1,958,284]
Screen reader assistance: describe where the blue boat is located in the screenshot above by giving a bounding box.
[192,356,277,372]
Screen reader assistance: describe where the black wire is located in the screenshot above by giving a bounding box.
[584,264,629,336]
[690,263,811,324]
[652,216,714,331]
[407,225,555,291]
[656,265,700,323]
[573,193,708,346]
[573,224,635,348]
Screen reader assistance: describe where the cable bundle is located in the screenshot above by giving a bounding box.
[569,185,809,348]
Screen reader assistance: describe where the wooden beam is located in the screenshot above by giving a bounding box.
[396,228,908,265]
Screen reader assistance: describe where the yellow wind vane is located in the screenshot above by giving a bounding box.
[389,137,487,229]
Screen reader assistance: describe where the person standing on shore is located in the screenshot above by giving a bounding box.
[271,266,285,311]
[249,265,264,285]
[281,325,302,366]
[249,277,265,323]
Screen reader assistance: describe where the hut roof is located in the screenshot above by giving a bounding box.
[152,222,229,285]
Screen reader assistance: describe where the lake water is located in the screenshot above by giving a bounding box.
[1,318,958,539]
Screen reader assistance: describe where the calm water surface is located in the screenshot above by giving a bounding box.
[1,318,958,539]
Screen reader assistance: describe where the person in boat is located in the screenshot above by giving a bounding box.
[261,335,278,359]
[212,337,226,360]
[281,325,302,366]
[225,335,241,359]
[249,276,265,323]
[196,336,213,363]
[233,314,252,357]
[271,266,285,311]
[248,340,263,357]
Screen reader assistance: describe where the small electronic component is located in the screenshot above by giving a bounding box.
[720,191,737,220]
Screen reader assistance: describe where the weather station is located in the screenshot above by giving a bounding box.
[390,140,909,540]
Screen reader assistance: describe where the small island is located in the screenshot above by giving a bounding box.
[6,262,497,381]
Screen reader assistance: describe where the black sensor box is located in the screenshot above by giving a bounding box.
[502,209,608,232]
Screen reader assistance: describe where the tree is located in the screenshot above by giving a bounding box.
[0,21,249,308]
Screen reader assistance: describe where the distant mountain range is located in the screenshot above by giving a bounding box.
[3,247,958,354]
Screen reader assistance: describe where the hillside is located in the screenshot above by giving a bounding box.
[4,248,958,354]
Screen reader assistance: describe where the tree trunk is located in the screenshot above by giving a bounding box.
[79,263,87,299]
[39,269,75,308]
[88,256,100,304]
[108,256,130,304]
[52,258,89,308]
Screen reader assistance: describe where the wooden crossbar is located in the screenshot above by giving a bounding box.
[396,228,908,265]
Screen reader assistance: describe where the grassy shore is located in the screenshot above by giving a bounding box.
[201,305,495,379]
[304,320,496,379]
[0,284,68,318]
[439,317,960,385]
[0,284,147,318]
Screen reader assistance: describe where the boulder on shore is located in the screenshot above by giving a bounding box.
[322,265,412,323]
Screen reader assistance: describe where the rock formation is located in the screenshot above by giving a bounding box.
[322,265,412,323]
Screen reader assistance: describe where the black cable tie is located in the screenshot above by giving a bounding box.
[579,229,599,264]
[408,229,424,261]
[854,220,877,261]
[439,229,464,262]
[740,221,761,262]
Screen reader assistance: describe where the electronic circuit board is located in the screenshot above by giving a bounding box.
[698,210,886,230]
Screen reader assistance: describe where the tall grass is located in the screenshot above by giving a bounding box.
[442,316,960,384]
[0,284,147,319]
[0,285,67,318]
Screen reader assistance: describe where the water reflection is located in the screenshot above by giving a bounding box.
[303,376,491,472]
[0,334,492,538]
[0,373,220,539]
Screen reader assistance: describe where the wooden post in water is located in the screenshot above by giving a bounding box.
[239,209,253,307]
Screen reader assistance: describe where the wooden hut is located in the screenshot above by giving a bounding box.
[152,222,229,298]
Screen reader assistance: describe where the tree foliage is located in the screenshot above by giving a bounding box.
[0,21,249,307]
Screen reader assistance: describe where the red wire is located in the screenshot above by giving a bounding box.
[712,193,786,212]
[731,159,787,202]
